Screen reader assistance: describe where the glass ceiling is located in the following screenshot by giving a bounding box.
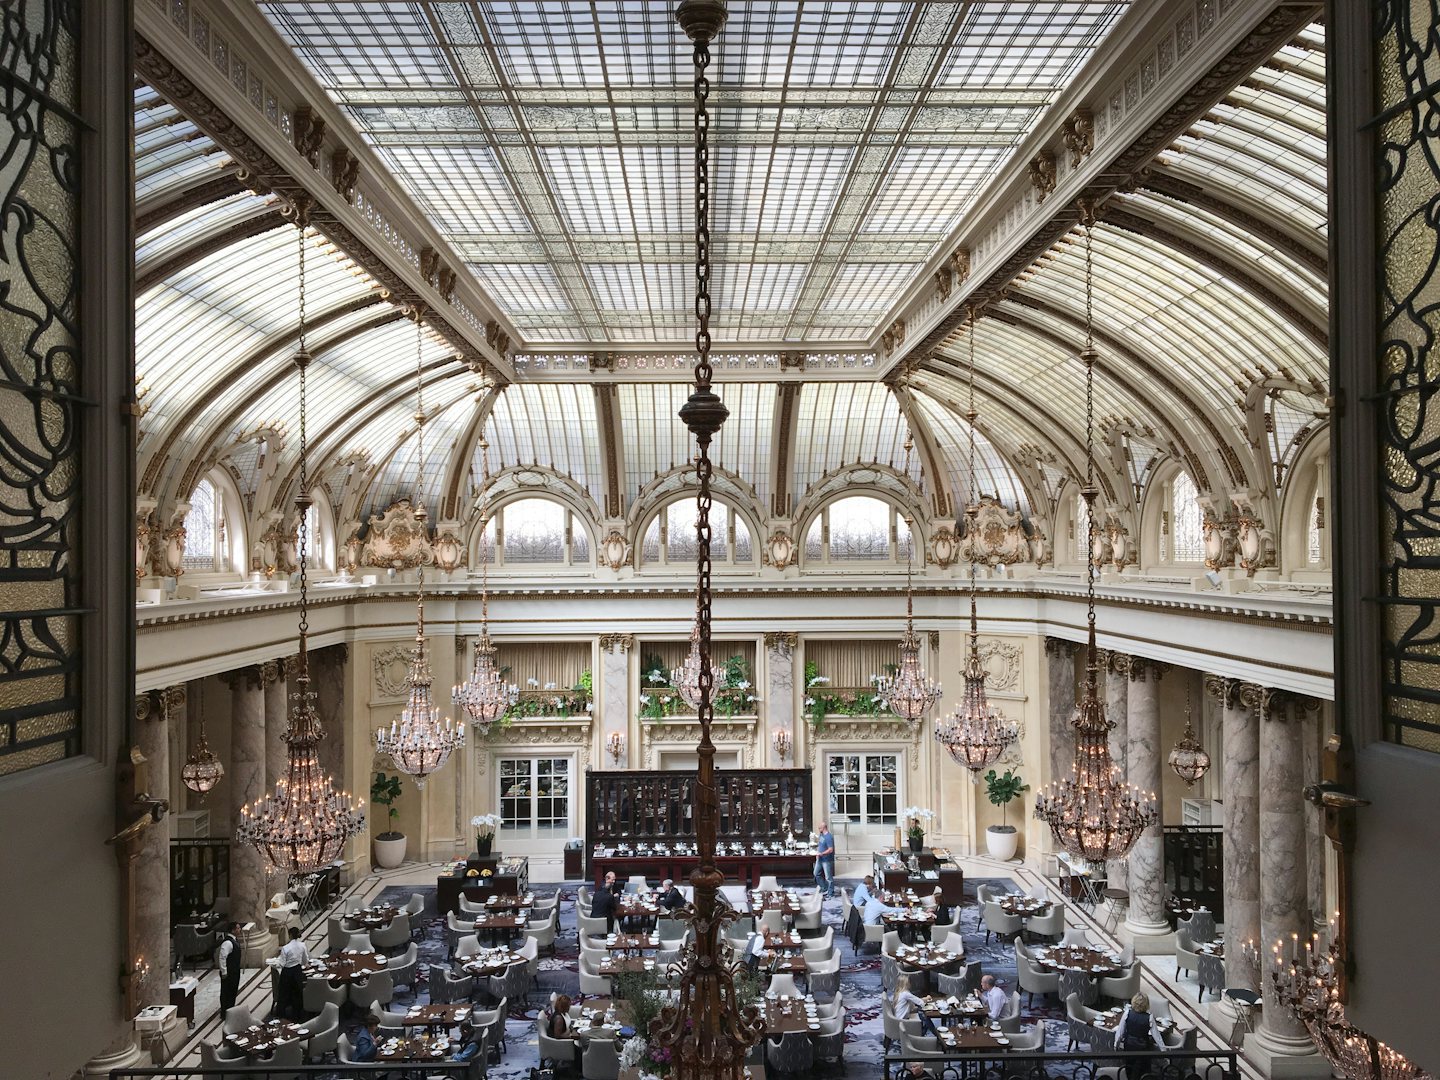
[259,0,1130,347]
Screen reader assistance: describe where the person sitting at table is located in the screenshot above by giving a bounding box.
[657,878,685,911]
[547,994,575,1039]
[862,893,903,925]
[453,1019,486,1068]
[980,974,1008,1020]
[893,974,938,1036]
[853,874,876,909]
[590,880,618,933]
[1117,992,1166,1050]
[353,1013,380,1062]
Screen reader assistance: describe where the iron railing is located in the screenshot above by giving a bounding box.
[882,1048,1239,1080]
[111,1064,475,1079]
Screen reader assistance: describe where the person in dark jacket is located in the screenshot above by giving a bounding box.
[1118,992,1166,1050]
[590,880,618,933]
[657,878,686,911]
[215,922,242,1018]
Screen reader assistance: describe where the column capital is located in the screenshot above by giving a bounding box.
[257,659,285,687]
[219,665,266,691]
[1204,673,1253,709]
[1044,636,1078,657]
[599,633,634,653]
[926,630,940,651]
[133,693,152,723]
[1103,649,1132,677]
[763,631,798,653]
[156,685,186,715]
[1127,657,1169,683]
[1237,681,1268,713]
[1258,688,1324,719]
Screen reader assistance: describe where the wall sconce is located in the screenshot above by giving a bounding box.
[606,730,626,766]
[772,727,792,763]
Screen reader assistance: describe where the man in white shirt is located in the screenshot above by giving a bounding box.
[853,875,875,909]
[215,922,242,1017]
[274,926,310,1020]
[862,895,902,926]
[981,974,1009,1020]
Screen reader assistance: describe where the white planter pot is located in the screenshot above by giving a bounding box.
[373,834,407,869]
[985,826,1019,862]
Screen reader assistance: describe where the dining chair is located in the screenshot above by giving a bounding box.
[766,971,799,998]
[766,1030,814,1077]
[472,998,507,1059]
[998,989,1023,1033]
[756,875,782,893]
[299,1001,340,1062]
[758,908,786,935]
[537,1023,576,1070]
[369,911,411,952]
[807,953,841,997]
[348,969,393,1007]
[1018,953,1061,1006]
[526,911,558,956]
[385,941,419,992]
[404,892,427,918]
[221,1005,254,1034]
[1010,1021,1048,1051]
[812,1013,846,1064]
[301,976,346,1015]
[1099,962,1141,1003]
[1196,953,1226,1002]
[983,904,1024,943]
[1059,969,1099,1007]
[1026,903,1065,941]
[1061,926,1091,948]
[326,915,349,954]
[582,1036,621,1080]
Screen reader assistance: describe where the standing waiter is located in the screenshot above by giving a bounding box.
[274,926,310,1019]
[215,921,243,1018]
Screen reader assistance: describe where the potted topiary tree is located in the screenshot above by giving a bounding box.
[983,768,1029,861]
[371,771,407,869]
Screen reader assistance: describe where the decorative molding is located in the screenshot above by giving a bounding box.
[1044,637,1078,658]
[600,528,630,571]
[359,500,435,571]
[959,497,1032,566]
[292,104,325,167]
[977,640,1023,693]
[763,529,796,569]
[1027,150,1057,200]
[929,523,958,568]
[1060,109,1094,168]
[1127,656,1170,683]
[482,717,594,774]
[372,643,414,700]
[257,658,284,688]
[949,248,971,284]
[927,630,941,652]
[599,633,634,653]
[330,145,359,202]
[641,717,756,770]
[806,714,924,771]
[763,632,798,655]
[432,528,468,573]
[134,694,153,724]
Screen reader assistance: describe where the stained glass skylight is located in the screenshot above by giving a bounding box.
[259,0,1131,347]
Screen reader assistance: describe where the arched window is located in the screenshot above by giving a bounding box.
[639,497,754,567]
[802,495,914,565]
[476,497,591,566]
[1163,471,1205,563]
[182,478,227,571]
[1072,491,1092,564]
[304,490,333,572]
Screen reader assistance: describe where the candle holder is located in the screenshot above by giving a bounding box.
[771,727,792,763]
[605,730,626,766]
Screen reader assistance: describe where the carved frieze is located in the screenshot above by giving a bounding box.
[958,497,1032,566]
[934,268,952,301]
[1061,109,1094,167]
[292,105,325,168]
[359,500,435,571]
[479,717,593,775]
[330,146,359,202]
[806,715,925,771]
[1028,150,1057,200]
[372,643,415,700]
[949,248,970,284]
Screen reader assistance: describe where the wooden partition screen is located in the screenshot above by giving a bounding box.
[586,768,812,848]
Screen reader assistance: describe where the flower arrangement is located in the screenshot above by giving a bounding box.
[803,661,885,730]
[637,654,755,721]
[470,813,503,856]
[903,806,936,849]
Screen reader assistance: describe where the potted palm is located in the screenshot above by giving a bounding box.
[983,768,1028,861]
[371,771,407,869]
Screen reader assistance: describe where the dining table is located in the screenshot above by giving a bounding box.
[1030,944,1124,975]
[918,994,989,1025]
[894,943,962,973]
[402,1003,473,1030]
[376,1033,453,1062]
[759,928,803,951]
[1195,940,1225,958]
[997,894,1053,918]
[749,890,804,916]
[1092,1005,1179,1040]
[344,904,398,930]
[222,1020,307,1058]
[883,907,937,944]
[458,948,525,979]
[938,1025,1012,1051]
[304,949,388,983]
[470,912,528,944]
[483,892,535,912]
[763,994,818,1035]
[598,955,653,976]
[604,931,660,953]
[881,889,923,908]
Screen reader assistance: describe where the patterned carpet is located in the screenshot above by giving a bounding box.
[348,874,1076,1079]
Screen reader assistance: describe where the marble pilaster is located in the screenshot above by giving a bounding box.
[764,632,798,765]
[223,666,274,963]
[1212,675,1260,993]
[1254,690,1315,1056]
[135,689,178,1009]
[1302,703,1325,929]
[599,634,632,768]
[313,644,348,790]
[1044,638,1077,785]
[1104,652,1130,891]
[1124,660,1168,937]
[262,659,287,794]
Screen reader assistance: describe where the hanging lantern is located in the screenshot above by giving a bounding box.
[180,688,224,799]
[1168,686,1211,786]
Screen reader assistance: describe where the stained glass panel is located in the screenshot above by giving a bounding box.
[1170,472,1205,563]
[502,499,566,564]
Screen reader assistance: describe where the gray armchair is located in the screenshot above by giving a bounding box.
[766,1030,814,1077]
[582,1036,621,1080]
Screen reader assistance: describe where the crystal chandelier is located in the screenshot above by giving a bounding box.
[877,436,942,726]
[1034,205,1157,862]
[673,617,723,709]
[651,3,764,1074]
[453,434,518,732]
[237,210,365,874]
[377,313,464,787]
[935,305,1018,775]
[1168,684,1211,787]
[1248,931,1432,1080]
[180,686,224,799]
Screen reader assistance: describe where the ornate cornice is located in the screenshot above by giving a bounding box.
[599,633,634,653]
[763,632,798,654]
[1045,636,1079,658]
[806,714,924,772]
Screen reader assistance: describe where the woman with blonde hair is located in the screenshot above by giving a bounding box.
[1117,991,1165,1050]
[893,973,939,1036]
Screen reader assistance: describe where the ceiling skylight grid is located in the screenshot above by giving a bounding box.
[374,145,532,235]
[910,391,1029,513]
[263,1,455,91]
[483,383,603,499]
[938,2,1128,90]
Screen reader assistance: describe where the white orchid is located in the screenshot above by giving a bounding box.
[638,694,652,706]
[807,674,830,686]
[902,806,936,823]
[527,677,539,687]
[470,813,503,830]
[804,696,815,706]
[619,1038,648,1069]
[544,681,557,690]
[736,679,751,690]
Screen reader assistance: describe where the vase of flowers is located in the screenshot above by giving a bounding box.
[903,805,935,853]
[470,813,502,857]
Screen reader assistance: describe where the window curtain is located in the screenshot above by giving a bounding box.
[804,639,902,690]
[638,639,757,682]
[495,642,590,688]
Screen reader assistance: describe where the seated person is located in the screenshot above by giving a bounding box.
[589,881,618,932]
[547,994,576,1039]
[657,878,686,911]
[352,1013,380,1062]
[453,1020,485,1061]
[853,874,876,909]
[862,894,903,925]
[893,974,938,1036]
[981,974,1008,1020]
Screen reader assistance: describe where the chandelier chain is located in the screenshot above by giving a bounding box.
[414,313,426,623]
[296,225,309,659]
[1082,211,1098,685]
[967,304,978,640]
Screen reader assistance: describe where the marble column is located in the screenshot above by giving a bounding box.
[1254,690,1315,1056]
[764,632,798,766]
[1104,652,1130,891]
[1302,703,1326,929]
[313,644,348,790]
[599,634,632,768]
[135,688,178,1008]
[262,659,288,794]
[1045,638,1077,785]
[1124,660,1169,937]
[223,665,274,963]
[1211,675,1260,992]
[185,681,204,811]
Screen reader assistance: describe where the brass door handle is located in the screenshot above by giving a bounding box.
[1302,782,1370,809]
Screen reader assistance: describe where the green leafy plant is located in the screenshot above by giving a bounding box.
[575,668,593,693]
[611,969,670,1040]
[983,768,1029,832]
[371,771,404,840]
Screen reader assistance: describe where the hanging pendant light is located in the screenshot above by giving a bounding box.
[1168,684,1211,787]
[651,3,765,1074]
[672,617,723,709]
[453,434,519,733]
[1034,205,1158,862]
[237,210,365,874]
[377,313,464,787]
[181,686,224,799]
[935,305,1019,774]
[877,436,942,726]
